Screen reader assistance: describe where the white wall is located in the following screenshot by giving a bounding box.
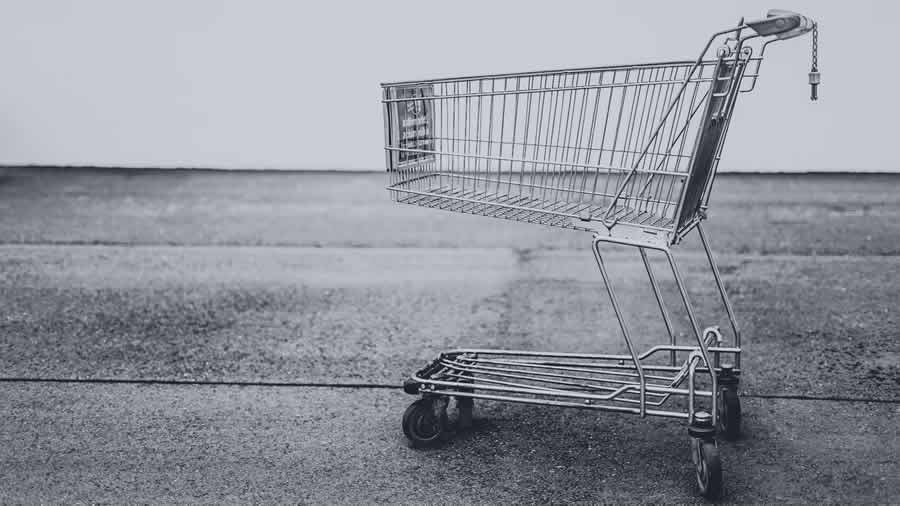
[0,0,896,171]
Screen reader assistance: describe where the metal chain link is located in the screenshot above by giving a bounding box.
[809,23,820,100]
[812,23,818,70]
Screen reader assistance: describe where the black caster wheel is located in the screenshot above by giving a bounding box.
[718,388,741,441]
[455,367,475,431]
[401,398,449,448]
[456,397,474,430]
[692,439,723,499]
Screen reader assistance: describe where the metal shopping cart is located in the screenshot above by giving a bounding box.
[380,9,818,499]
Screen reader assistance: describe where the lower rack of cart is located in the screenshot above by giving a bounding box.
[400,329,742,500]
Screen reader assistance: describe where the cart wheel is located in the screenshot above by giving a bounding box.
[456,368,475,431]
[692,439,723,499]
[402,398,449,448]
[456,397,474,431]
[718,388,741,441]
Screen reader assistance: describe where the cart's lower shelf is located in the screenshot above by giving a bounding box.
[404,347,723,419]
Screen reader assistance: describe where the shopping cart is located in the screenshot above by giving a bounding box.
[381,9,818,499]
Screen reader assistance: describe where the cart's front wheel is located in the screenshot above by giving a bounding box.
[718,388,741,441]
[692,439,723,499]
[402,398,449,448]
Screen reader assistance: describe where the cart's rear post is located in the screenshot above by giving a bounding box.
[381,9,818,500]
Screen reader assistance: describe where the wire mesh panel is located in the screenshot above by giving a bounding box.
[383,53,760,238]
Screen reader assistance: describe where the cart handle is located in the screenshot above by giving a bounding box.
[745,9,815,40]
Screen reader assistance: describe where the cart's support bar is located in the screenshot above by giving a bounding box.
[592,238,648,416]
[697,224,742,369]
[640,247,678,366]
[427,390,692,419]
[665,249,718,425]
[442,345,741,363]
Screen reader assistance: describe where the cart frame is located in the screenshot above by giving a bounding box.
[382,9,817,499]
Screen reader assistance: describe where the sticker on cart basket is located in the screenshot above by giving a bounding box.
[393,85,434,167]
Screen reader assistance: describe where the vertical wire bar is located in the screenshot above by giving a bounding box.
[603,70,631,205]
[580,71,604,203]
[616,69,644,210]
[539,74,562,204]
[413,88,423,193]
[487,79,497,194]
[628,69,654,210]
[568,72,591,203]
[507,77,520,196]
[463,80,470,193]
[555,74,580,202]
[555,73,572,202]
[623,68,659,209]
[519,76,533,195]
[475,80,483,195]
[593,70,617,203]
[640,248,677,367]
[544,74,561,202]
[633,69,657,168]
[530,75,548,200]
[554,73,575,202]
[560,73,577,202]
[553,72,575,202]
[627,70,655,211]
[549,73,568,204]
[442,82,448,188]
[659,64,688,212]
[411,94,420,193]
[534,76,551,202]
[570,72,593,203]
[451,82,458,193]
[697,224,741,369]
[620,70,641,170]
[437,84,443,189]
[382,88,392,194]
[665,248,718,425]
[495,78,507,195]
[592,238,646,417]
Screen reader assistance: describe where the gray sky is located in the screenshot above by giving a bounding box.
[0,0,895,171]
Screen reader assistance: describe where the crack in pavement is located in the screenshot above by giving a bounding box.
[1,376,897,404]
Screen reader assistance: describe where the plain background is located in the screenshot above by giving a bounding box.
[0,0,894,171]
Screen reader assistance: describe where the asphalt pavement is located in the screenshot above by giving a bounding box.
[0,168,897,503]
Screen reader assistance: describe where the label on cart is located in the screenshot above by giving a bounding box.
[393,85,435,167]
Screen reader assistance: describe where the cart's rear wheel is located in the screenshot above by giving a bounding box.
[692,439,723,499]
[718,388,741,441]
[455,397,474,430]
[456,368,475,430]
[402,398,448,448]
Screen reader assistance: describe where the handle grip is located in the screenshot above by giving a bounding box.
[746,9,815,40]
